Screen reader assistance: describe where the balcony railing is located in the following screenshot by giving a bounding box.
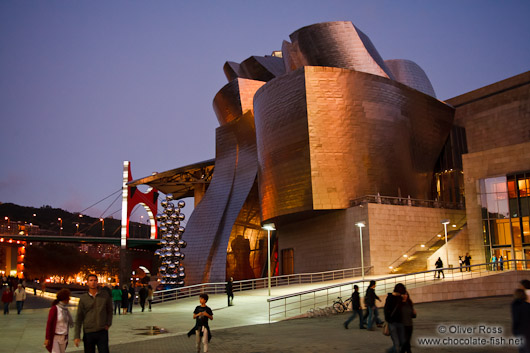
[349,194,465,210]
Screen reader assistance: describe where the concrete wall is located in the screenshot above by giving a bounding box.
[367,204,466,274]
[462,141,530,265]
[446,72,530,266]
[427,226,470,270]
[278,204,466,276]
[278,207,368,274]
[408,270,530,304]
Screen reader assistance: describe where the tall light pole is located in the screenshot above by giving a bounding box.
[100,218,105,237]
[262,223,276,296]
[58,218,62,236]
[356,222,366,280]
[442,219,450,268]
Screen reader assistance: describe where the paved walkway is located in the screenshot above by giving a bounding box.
[1,273,524,352]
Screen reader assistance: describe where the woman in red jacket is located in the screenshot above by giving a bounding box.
[2,286,13,314]
[44,288,73,353]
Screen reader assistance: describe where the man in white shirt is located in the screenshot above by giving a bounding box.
[14,284,26,314]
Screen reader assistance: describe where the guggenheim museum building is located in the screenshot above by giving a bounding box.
[129,21,530,285]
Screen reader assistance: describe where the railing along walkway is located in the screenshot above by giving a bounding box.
[267,260,530,322]
[153,265,373,304]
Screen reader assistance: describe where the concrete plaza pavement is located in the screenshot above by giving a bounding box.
[1,274,523,352]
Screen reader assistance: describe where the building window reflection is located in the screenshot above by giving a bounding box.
[479,172,530,266]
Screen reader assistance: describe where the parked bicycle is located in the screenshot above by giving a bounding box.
[332,296,352,313]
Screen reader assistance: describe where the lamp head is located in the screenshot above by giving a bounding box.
[355,222,365,228]
[441,219,450,225]
[262,223,276,231]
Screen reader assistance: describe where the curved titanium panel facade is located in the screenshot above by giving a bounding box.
[183,112,259,284]
[213,78,265,125]
[284,21,394,79]
[180,20,457,283]
[253,68,313,221]
[254,66,454,223]
[385,59,437,98]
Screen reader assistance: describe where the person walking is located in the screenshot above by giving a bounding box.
[384,283,406,353]
[121,285,128,314]
[401,291,416,353]
[147,285,153,312]
[365,280,383,331]
[2,286,13,315]
[226,277,234,306]
[139,284,148,312]
[435,257,444,279]
[458,256,463,272]
[73,274,113,353]
[511,288,530,353]
[343,285,366,329]
[111,286,122,315]
[188,293,213,353]
[45,288,74,353]
[14,283,26,314]
[464,252,471,271]
[127,284,135,314]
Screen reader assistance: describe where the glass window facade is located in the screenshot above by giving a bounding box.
[479,172,530,267]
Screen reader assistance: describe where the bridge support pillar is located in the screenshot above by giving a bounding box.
[119,248,132,286]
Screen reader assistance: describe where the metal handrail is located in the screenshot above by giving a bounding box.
[267,259,530,322]
[349,194,465,210]
[152,265,373,304]
[387,214,468,271]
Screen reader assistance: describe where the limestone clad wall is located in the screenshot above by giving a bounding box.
[462,141,530,266]
[407,270,530,303]
[278,207,368,275]
[278,204,466,276]
[427,226,470,270]
[447,71,530,154]
[366,204,466,274]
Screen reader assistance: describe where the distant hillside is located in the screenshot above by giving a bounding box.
[0,202,150,238]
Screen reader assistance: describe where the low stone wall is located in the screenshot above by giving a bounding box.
[406,270,530,304]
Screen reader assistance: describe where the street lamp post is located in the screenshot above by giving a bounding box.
[58,218,62,236]
[262,223,276,296]
[75,223,79,234]
[100,218,105,237]
[355,222,366,280]
[442,219,450,268]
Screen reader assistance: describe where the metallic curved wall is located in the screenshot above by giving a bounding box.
[283,21,394,79]
[182,20,455,283]
[213,78,265,125]
[385,59,437,98]
[183,112,261,284]
[254,66,454,223]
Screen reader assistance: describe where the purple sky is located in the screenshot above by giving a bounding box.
[1,0,529,222]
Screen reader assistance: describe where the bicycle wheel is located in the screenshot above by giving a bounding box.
[344,298,352,311]
[333,302,345,313]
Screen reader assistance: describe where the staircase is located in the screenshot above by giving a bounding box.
[391,225,465,274]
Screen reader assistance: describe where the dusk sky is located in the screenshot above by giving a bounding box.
[1,0,529,222]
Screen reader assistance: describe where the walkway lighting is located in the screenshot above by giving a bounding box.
[262,223,276,296]
[355,222,365,280]
[441,219,450,267]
